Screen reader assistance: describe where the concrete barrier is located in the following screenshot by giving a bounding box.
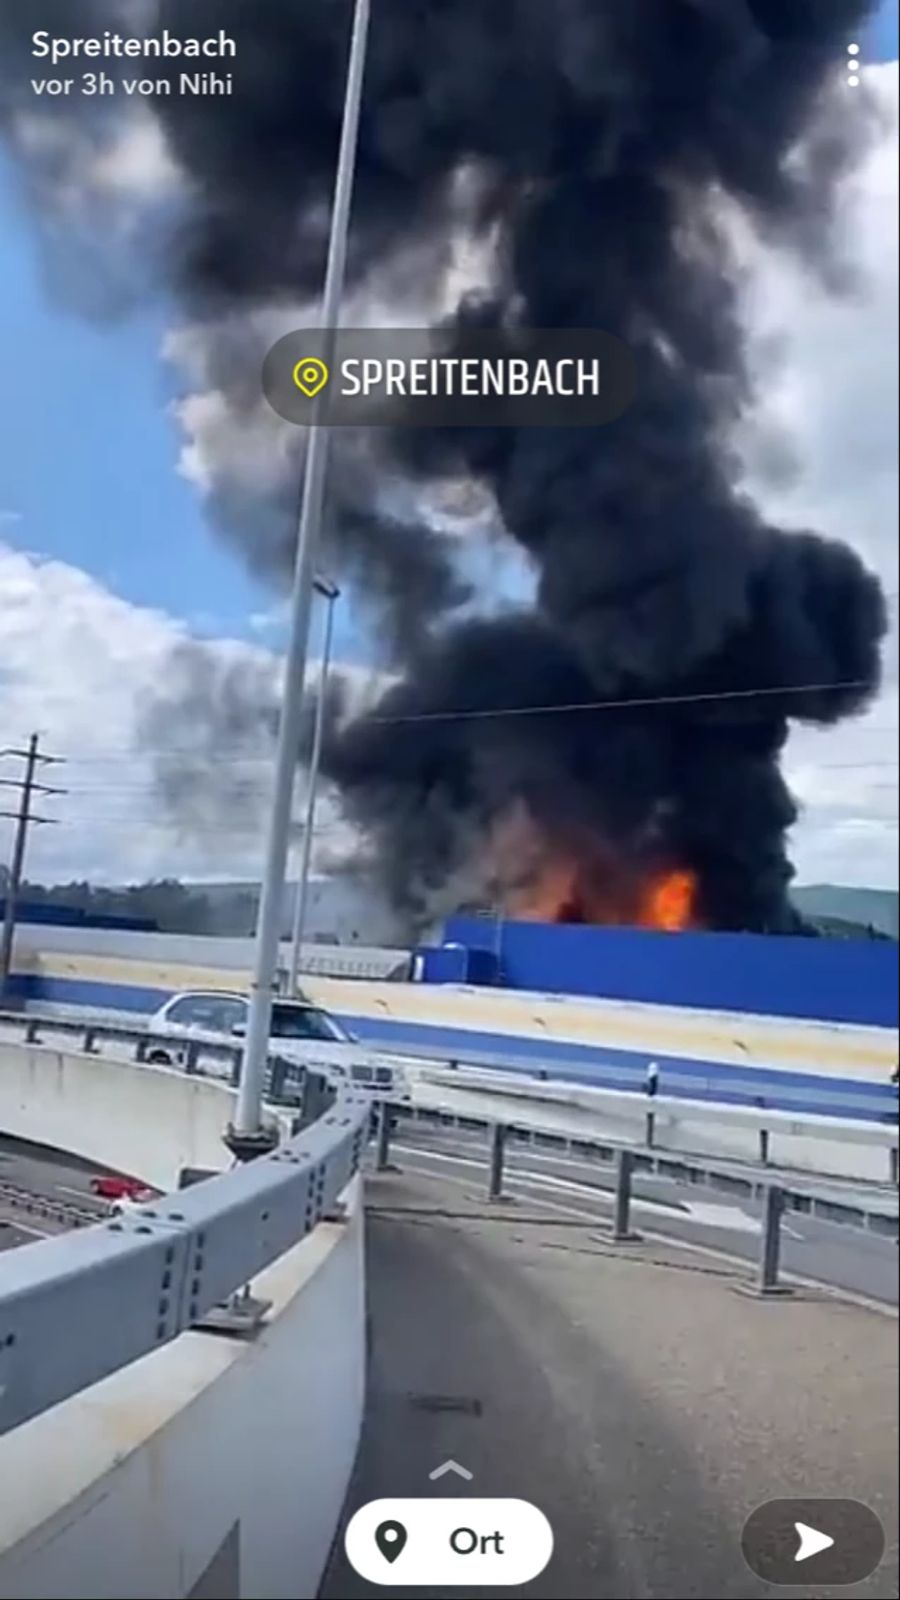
[12,938,895,1099]
[0,1041,295,1190]
[0,1177,364,1600]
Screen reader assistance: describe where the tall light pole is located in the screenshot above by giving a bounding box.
[230,0,371,1150]
[289,576,340,994]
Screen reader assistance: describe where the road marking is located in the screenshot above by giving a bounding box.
[0,1218,52,1239]
[393,1141,760,1230]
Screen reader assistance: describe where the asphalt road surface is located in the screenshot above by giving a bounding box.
[386,1120,899,1307]
[323,1165,898,1600]
[0,1134,110,1250]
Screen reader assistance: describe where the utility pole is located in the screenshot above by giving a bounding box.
[0,736,66,996]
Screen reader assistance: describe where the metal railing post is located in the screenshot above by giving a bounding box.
[375,1100,393,1171]
[613,1148,639,1242]
[645,1061,658,1147]
[269,1058,288,1102]
[488,1122,506,1200]
[759,1184,785,1293]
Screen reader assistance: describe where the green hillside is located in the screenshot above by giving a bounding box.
[793,885,898,940]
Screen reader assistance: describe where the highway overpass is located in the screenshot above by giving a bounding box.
[0,1009,897,1596]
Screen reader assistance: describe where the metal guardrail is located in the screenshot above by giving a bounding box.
[0,1008,894,1431]
[374,1102,899,1296]
[384,1038,897,1120]
[413,1063,900,1181]
[4,1005,895,1175]
[0,1030,370,1435]
[0,1007,323,1113]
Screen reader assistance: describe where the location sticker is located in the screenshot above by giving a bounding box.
[292,356,330,398]
[374,1520,407,1565]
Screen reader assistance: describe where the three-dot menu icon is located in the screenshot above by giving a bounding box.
[847,41,861,86]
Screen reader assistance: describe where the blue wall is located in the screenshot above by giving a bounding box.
[443,918,899,1028]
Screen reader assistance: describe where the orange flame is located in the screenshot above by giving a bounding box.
[637,869,698,932]
[487,804,700,930]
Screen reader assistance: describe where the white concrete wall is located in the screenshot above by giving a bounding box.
[0,1177,365,1600]
[14,939,895,1082]
[15,923,410,981]
[0,1042,291,1189]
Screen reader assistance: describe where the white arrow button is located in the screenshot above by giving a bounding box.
[794,1522,835,1562]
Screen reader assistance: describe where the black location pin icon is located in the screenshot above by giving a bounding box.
[375,1520,407,1565]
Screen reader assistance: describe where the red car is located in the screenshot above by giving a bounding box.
[90,1174,153,1202]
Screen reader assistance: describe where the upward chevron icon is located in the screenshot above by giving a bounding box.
[429,1461,474,1482]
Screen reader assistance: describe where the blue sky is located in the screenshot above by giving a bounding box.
[870,0,899,57]
[0,3,897,654]
[0,163,272,641]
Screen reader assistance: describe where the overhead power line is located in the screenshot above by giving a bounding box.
[367,678,884,727]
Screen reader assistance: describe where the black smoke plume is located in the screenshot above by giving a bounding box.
[1,1,888,930]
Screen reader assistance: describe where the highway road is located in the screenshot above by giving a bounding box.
[0,1134,111,1251]
[324,1164,898,1600]
[386,1120,899,1307]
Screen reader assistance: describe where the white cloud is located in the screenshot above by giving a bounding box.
[0,542,387,887]
[0,543,278,883]
[9,105,181,226]
[740,61,899,888]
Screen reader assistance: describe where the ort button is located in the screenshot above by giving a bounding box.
[345,1497,553,1587]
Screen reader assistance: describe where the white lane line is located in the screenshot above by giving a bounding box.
[393,1141,633,1207]
[387,1155,617,1228]
[394,1142,754,1230]
[0,1219,52,1239]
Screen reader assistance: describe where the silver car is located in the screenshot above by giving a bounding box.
[144,989,407,1099]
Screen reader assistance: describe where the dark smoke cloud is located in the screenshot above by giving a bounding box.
[1,1,888,930]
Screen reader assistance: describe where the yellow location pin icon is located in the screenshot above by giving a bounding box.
[292,357,330,399]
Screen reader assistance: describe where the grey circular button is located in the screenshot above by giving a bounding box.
[741,1498,885,1586]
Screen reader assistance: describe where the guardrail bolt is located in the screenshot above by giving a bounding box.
[612,1148,641,1243]
[488,1122,507,1201]
[758,1184,790,1295]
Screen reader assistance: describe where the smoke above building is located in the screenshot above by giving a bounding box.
[0,2,888,932]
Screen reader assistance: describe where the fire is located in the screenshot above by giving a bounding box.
[486,803,700,930]
[637,869,698,932]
